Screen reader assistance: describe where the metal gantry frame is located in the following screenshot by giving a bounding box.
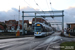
[22,10,64,35]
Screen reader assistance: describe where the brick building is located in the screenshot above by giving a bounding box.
[19,20,29,30]
[67,23,75,29]
[0,25,4,30]
[0,22,6,30]
[32,18,48,24]
[5,20,17,30]
[19,20,29,27]
[5,20,29,30]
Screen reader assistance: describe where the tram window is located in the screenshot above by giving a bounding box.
[34,27,42,32]
[42,27,45,32]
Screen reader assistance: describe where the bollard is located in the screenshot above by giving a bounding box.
[16,30,20,36]
[69,33,70,37]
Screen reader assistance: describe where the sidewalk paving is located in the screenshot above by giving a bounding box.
[64,32,75,38]
[0,35,34,39]
[47,32,75,50]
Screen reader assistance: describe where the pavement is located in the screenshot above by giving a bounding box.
[63,32,75,38]
[0,32,75,50]
[0,35,34,39]
[46,32,75,50]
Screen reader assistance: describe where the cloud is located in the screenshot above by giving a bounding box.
[12,8,18,12]
[64,7,75,23]
[0,6,39,22]
[0,6,75,29]
[46,7,75,29]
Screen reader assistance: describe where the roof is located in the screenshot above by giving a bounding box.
[0,25,4,30]
[9,20,16,21]
[67,23,75,24]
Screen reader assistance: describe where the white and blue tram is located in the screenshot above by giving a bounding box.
[34,22,54,37]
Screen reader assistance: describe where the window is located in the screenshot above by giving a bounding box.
[34,26,41,32]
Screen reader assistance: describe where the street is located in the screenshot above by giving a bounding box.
[0,32,63,50]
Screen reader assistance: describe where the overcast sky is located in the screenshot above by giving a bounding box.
[0,0,75,29]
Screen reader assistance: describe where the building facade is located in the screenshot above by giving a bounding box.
[5,20,29,30]
[67,23,75,29]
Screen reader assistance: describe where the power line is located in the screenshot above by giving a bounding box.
[49,0,54,19]
[34,0,44,11]
[46,0,50,11]
[49,0,57,28]
[24,0,42,16]
[24,0,32,7]
[34,0,46,18]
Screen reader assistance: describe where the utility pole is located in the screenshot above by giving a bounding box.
[16,6,20,36]
[35,13,36,23]
[18,6,20,30]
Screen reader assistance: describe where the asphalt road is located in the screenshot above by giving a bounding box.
[0,32,61,50]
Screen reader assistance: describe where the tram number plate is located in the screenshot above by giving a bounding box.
[37,32,38,34]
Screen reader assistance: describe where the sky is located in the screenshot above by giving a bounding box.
[0,0,75,29]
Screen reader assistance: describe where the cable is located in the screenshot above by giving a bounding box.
[34,0,46,19]
[50,2,54,15]
[49,0,59,29]
[24,0,32,7]
[34,0,45,13]
[34,0,44,11]
[46,0,50,11]
[24,0,42,16]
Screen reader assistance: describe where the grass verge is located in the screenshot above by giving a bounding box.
[60,41,75,50]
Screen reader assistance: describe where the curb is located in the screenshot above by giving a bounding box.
[60,33,75,38]
[0,35,34,39]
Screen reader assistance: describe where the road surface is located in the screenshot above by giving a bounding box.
[0,32,61,50]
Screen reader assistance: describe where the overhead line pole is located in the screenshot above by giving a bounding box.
[62,10,64,30]
[22,10,64,35]
[35,13,36,23]
[18,6,20,30]
[22,11,24,35]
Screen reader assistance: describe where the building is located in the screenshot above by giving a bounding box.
[0,22,6,30]
[5,20,17,30]
[0,25,4,30]
[19,20,29,30]
[5,20,29,30]
[19,20,29,27]
[67,23,75,36]
[27,24,32,31]
[32,18,51,26]
[32,18,48,24]
[67,23,75,29]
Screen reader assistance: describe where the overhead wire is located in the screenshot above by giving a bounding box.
[49,0,56,29]
[24,0,42,16]
[34,0,46,19]
[49,0,60,30]
[46,0,50,11]
[49,0,54,19]
[24,0,46,23]
[24,0,32,7]
[34,0,44,11]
